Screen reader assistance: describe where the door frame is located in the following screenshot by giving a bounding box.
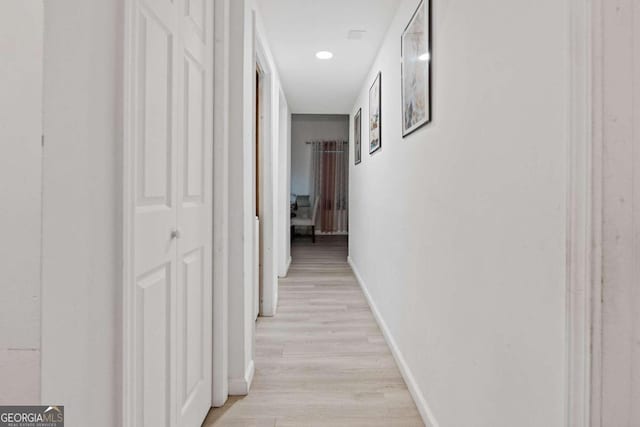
[255,62,263,321]
[254,31,278,317]
[121,0,137,422]
[211,0,230,408]
[277,88,291,278]
[121,0,224,423]
[565,0,600,426]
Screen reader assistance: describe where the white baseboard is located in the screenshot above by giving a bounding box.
[262,291,278,318]
[347,256,440,427]
[261,306,276,317]
[228,360,255,396]
[279,256,292,278]
[261,272,278,318]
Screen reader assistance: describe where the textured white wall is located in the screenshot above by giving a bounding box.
[41,0,123,425]
[0,0,43,405]
[598,0,640,424]
[291,115,349,197]
[348,0,568,426]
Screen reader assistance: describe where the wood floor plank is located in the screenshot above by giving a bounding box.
[203,236,423,426]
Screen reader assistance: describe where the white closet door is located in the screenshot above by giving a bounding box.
[129,0,212,426]
[175,0,213,425]
[132,1,179,425]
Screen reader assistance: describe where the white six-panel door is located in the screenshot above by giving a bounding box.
[177,0,213,425]
[125,0,213,426]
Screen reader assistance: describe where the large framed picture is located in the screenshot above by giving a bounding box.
[369,72,382,154]
[401,0,432,137]
[354,108,362,165]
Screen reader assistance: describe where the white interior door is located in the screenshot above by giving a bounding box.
[176,0,213,425]
[129,0,213,426]
[131,1,179,425]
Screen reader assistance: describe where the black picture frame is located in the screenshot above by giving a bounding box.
[369,72,382,154]
[354,108,362,165]
[401,0,432,137]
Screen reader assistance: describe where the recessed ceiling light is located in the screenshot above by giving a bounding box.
[316,51,333,60]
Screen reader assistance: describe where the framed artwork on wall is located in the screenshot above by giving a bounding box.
[401,0,432,137]
[369,72,382,154]
[354,108,362,165]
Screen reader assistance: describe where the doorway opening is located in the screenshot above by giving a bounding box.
[255,64,263,321]
[252,33,280,319]
[290,114,350,245]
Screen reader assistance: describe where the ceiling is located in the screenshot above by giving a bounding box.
[256,0,401,114]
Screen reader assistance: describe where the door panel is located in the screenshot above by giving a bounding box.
[183,53,205,204]
[136,264,171,427]
[133,3,178,426]
[137,11,173,208]
[179,248,205,401]
[176,0,213,425]
[185,0,205,41]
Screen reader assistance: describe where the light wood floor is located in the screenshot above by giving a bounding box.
[203,236,423,427]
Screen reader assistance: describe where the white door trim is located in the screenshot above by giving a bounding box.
[566,0,597,426]
[277,88,291,279]
[122,1,136,423]
[212,0,230,408]
[254,28,277,317]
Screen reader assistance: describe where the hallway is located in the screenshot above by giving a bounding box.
[4,0,636,426]
[204,237,422,426]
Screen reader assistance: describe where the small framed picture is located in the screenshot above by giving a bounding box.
[401,0,432,137]
[369,72,382,154]
[354,109,362,165]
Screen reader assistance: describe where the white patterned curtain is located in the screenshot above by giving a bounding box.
[310,140,349,233]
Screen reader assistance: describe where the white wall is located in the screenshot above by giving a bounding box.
[227,0,254,394]
[41,0,122,425]
[0,0,43,405]
[228,0,290,392]
[348,1,568,426]
[597,0,640,424]
[291,115,349,197]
